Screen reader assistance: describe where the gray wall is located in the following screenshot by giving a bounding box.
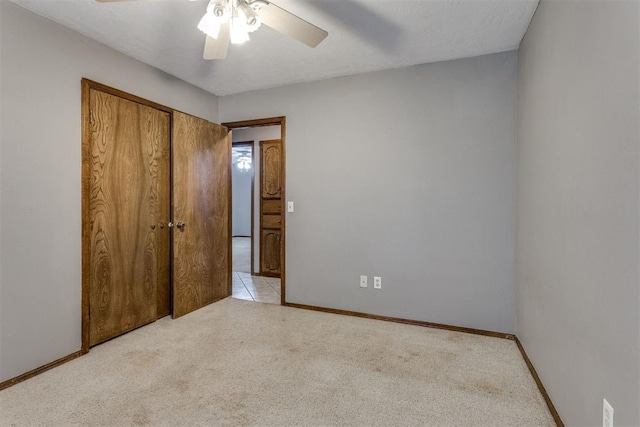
[0,2,218,382]
[517,0,640,425]
[220,52,518,333]
[232,149,253,237]
[232,126,281,272]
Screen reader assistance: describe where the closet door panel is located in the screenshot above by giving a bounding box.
[88,89,169,346]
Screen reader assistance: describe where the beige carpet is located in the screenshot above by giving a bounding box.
[0,298,554,426]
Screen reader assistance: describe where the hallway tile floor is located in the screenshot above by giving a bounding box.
[232,272,281,305]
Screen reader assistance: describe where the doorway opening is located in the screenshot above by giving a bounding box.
[225,117,286,305]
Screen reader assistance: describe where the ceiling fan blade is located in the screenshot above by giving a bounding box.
[203,21,230,60]
[258,2,328,48]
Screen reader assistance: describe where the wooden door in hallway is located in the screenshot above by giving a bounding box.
[260,139,283,277]
[172,112,232,318]
[86,88,170,346]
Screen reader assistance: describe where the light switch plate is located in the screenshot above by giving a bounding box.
[287,201,294,212]
[360,275,368,288]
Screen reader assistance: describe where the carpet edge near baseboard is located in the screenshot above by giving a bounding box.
[283,301,564,427]
[282,301,514,339]
[515,337,565,427]
[0,350,83,391]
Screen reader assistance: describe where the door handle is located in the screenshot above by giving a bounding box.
[176,222,186,231]
[168,222,174,228]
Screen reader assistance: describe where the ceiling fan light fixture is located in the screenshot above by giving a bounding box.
[247,0,269,12]
[195,0,326,59]
[198,0,228,39]
[236,156,252,171]
[230,23,250,44]
[230,6,251,44]
[197,12,221,38]
[238,1,262,33]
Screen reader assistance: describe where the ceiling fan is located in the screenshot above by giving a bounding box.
[232,150,252,170]
[96,0,329,60]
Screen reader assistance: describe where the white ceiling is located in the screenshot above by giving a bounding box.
[8,0,539,96]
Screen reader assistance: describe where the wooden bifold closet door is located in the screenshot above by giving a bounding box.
[87,89,170,346]
[83,81,231,349]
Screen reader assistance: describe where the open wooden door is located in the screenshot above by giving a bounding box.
[172,112,232,318]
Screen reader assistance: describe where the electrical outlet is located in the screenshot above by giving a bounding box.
[360,275,368,288]
[374,276,382,289]
[603,399,613,427]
